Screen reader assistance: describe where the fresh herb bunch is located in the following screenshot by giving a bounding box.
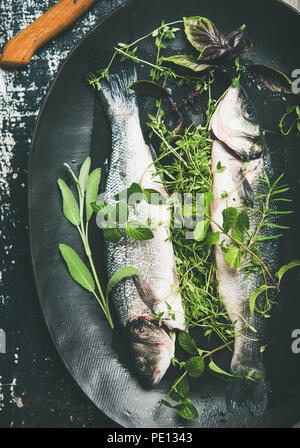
[58,158,140,329]
[85,16,300,419]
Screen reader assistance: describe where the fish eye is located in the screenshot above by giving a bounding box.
[136,359,145,371]
[243,104,256,121]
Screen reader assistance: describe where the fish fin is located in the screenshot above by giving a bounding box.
[98,65,138,118]
[240,176,254,207]
[133,275,158,313]
[148,143,157,161]
[226,364,269,417]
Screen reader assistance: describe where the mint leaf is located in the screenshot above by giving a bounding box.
[125,221,154,240]
[185,356,205,378]
[222,207,238,233]
[178,332,198,355]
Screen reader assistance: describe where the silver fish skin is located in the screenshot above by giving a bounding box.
[99,68,186,387]
[210,85,279,416]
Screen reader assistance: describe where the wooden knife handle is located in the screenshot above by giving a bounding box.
[0,0,97,68]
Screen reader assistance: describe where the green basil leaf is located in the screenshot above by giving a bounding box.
[79,157,91,192]
[57,179,80,226]
[161,55,212,72]
[59,244,94,293]
[185,356,205,378]
[222,207,238,233]
[86,168,101,221]
[106,266,139,299]
[209,360,241,383]
[276,260,300,282]
[125,221,154,240]
[178,332,198,355]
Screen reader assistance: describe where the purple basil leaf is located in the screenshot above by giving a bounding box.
[161,54,212,72]
[248,64,293,94]
[226,25,253,59]
[129,80,170,98]
[183,16,227,54]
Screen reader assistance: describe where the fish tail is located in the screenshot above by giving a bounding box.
[226,363,269,416]
[98,66,138,118]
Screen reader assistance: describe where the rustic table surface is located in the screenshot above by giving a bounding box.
[0,0,298,429]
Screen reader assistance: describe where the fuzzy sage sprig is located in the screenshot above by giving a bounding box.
[58,157,139,329]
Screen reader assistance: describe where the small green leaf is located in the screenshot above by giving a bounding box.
[232,211,249,242]
[104,228,123,242]
[174,399,199,420]
[249,284,269,314]
[143,188,167,204]
[59,244,94,293]
[203,231,220,249]
[161,55,212,72]
[57,179,80,226]
[115,182,143,201]
[171,375,190,401]
[79,157,91,192]
[224,246,241,269]
[276,260,300,282]
[185,356,205,378]
[86,168,101,221]
[106,266,139,299]
[194,219,210,242]
[209,360,241,383]
[125,221,154,240]
[222,207,238,233]
[178,332,198,355]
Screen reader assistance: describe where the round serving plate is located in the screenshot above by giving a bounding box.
[29,0,300,427]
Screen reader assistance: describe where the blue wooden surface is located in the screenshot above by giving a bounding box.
[0,0,125,428]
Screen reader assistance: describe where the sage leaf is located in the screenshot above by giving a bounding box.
[276,260,300,282]
[185,356,205,378]
[86,168,101,221]
[249,284,269,314]
[59,244,95,293]
[178,332,198,355]
[125,221,154,240]
[106,266,139,299]
[79,157,91,192]
[209,360,241,383]
[57,179,80,226]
